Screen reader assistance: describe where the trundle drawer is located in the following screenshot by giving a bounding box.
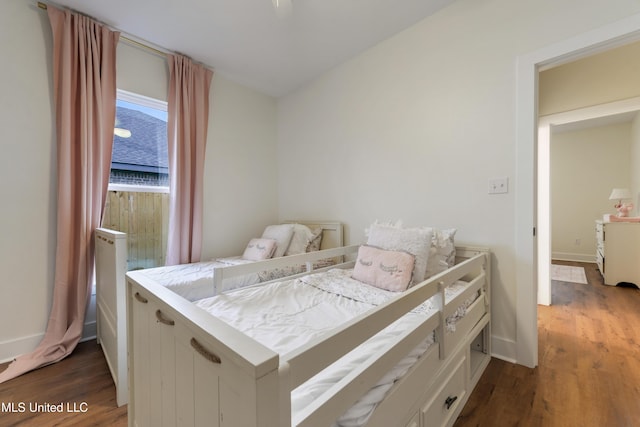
[421,355,467,427]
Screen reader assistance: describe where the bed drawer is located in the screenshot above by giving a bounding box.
[421,354,467,427]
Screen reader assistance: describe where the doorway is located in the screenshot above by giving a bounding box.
[515,15,640,369]
[538,99,640,306]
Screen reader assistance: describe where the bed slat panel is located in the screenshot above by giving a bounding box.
[214,245,359,282]
[284,277,440,389]
[443,272,486,319]
[294,314,440,427]
[444,301,489,359]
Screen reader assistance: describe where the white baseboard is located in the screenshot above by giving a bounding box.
[0,333,44,364]
[491,334,518,364]
[81,321,97,343]
[552,252,597,263]
[0,320,97,364]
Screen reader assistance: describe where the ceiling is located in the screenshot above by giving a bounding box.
[49,0,458,97]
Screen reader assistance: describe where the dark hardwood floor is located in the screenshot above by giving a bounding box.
[0,341,127,427]
[455,261,640,427]
[0,261,638,426]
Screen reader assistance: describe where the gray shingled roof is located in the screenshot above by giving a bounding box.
[112,107,168,173]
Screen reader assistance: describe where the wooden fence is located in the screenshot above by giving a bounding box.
[102,190,169,271]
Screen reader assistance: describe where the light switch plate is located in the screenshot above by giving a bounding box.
[488,177,508,194]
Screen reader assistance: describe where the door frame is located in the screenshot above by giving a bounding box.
[515,13,640,368]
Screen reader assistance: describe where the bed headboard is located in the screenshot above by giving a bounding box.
[284,220,344,249]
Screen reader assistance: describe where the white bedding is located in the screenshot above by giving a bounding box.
[135,257,309,301]
[195,268,478,427]
[136,257,255,301]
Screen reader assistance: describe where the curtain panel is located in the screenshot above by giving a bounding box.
[0,5,119,383]
[165,54,213,265]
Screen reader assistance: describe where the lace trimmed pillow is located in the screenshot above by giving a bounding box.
[242,238,277,261]
[285,223,315,256]
[352,245,415,292]
[306,227,323,252]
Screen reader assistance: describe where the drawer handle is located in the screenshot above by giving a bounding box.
[445,395,458,410]
[134,292,148,304]
[190,338,221,364]
[155,310,175,326]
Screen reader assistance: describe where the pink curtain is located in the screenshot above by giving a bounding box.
[0,5,118,383]
[165,54,213,265]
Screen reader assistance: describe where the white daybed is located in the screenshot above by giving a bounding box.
[125,227,491,427]
[95,221,344,407]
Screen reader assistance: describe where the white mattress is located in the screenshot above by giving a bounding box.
[195,268,478,427]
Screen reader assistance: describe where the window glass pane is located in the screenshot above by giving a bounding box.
[111,99,168,187]
[102,92,169,270]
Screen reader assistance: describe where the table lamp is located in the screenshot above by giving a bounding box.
[609,188,633,217]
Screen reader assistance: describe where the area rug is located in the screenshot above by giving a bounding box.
[551,265,588,284]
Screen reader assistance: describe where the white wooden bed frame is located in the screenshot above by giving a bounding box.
[94,228,128,407]
[94,221,344,407]
[125,245,491,427]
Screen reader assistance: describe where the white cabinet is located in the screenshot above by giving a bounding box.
[595,220,640,286]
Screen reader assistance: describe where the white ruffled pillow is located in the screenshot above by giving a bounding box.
[366,222,432,285]
[261,224,295,258]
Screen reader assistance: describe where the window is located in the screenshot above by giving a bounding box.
[110,90,168,190]
[102,90,169,270]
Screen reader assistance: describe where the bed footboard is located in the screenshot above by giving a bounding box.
[127,275,282,427]
[95,228,128,407]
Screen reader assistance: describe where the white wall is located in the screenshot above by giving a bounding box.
[202,77,279,258]
[277,0,640,362]
[550,123,632,261]
[0,0,55,362]
[0,0,277,362]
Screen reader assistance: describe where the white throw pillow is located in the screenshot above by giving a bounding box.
[261,224,295,258]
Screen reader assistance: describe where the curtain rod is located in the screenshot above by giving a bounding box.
[37,1,168,58]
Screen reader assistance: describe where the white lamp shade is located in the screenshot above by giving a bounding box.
[609,188,632,200]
